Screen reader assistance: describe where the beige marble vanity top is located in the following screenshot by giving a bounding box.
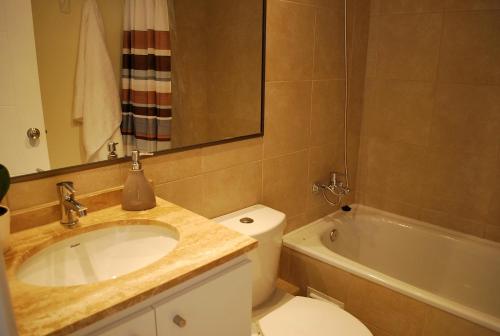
[3,198,257,336]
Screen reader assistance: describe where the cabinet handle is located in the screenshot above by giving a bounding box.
[173,314,187,328]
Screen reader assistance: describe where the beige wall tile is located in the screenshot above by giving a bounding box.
[266,0,316,81]
[278,247,291,282]
[429,84,500,155]
[438,11,500,85]
[371,0,444,14]
[444,0,500,12]
[483,225,500,243]
[365,324,393,336]
[376,13,442,81]
[263,81,312,159]
[201,138,262,173]
[420,208,484,236]
[284,213,308,234]
[306,203,337,223]
[313,8,345,79]
[307,143,344,209]
[361,1,500,241]
[8,164,126,211]
[362,79,435,146]
[357,137,427,205]
[282,247,352,302]
[420,147,496,223]
[154,176,204,215]
[263,150,309,218]
[141,149,202,185]
[310,80,346,146]
[423,307,499,336]
[356,192,421,219]
[487,175,500,226]
[345,275,428,336]
[364,16,379,79]
[202,161,262,218]
[284,0,344,11]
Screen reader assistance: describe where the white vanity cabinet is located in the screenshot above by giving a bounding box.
[154,259,252,336]
[91,309,156,336]
[88,259,252,336]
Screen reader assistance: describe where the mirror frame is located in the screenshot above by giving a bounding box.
[13,0,267,183]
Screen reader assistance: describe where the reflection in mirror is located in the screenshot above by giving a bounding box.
[0,0,264,178]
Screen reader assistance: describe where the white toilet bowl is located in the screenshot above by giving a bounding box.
[259,296,372,336]
[216,204,372,336]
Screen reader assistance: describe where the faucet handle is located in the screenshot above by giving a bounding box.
[57,181,75,194]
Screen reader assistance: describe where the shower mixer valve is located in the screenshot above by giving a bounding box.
[329,172,350,196]
[313,171,350,206]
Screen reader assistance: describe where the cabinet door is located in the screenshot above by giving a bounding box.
[155,261,252,336]
[91,308,156,336]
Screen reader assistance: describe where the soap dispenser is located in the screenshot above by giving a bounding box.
[122,150,156,211]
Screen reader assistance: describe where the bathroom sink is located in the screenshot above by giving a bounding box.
[16,222,179,287]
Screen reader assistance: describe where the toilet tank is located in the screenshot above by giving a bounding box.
[215,205,286,307]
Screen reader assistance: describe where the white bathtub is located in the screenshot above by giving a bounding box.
[283,204,500,332]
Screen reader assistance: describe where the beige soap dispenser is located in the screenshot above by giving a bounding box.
[122,150,156,211]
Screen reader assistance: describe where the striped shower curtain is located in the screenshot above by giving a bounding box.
[120,0,172,155]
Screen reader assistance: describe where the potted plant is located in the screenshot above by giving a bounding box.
[0,164,10,251]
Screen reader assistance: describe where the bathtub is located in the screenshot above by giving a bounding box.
[283,204,500,332]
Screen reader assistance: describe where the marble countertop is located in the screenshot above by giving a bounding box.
[3,198,257,336]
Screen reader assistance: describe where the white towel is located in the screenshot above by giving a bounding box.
[73,0,124,162]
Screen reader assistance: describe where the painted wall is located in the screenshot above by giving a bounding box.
[357,0,500,242]
[6,0,370,235]
[31,0,123,169]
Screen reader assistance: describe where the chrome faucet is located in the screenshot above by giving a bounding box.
[329,172,350,196]
[312,171,350,206]
[57,181,87,227]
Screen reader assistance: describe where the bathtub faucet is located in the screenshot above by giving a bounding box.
[312,171,350,206]
[330,172,350,196]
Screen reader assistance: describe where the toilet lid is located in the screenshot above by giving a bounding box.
[258,297,372,336]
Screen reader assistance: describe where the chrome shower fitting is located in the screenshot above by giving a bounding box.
[312,172,351,207]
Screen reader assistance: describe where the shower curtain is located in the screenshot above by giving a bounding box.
[120,0,172,155]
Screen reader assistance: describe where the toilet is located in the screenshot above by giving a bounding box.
[215,204,373,336]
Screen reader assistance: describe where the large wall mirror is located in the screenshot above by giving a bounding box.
[0,0,264,179]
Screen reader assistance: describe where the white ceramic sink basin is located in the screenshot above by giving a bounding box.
[17,222,179,287]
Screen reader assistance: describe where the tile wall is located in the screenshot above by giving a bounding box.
[357,0,500,241]
[4,0,370,234]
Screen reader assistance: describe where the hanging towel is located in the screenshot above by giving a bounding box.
[73,0,124,162]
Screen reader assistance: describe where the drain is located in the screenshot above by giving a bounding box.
[239,217,254,224]
[70,243,81,248]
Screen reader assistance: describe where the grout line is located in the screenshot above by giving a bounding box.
[265,79,315,84]
[308,10,318,152]
[311,7,318,81]
[262,148,309,164]
[278,0,340,11]
[311,78,346,82]
[443,8,500,13]
[369,8,500,17]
